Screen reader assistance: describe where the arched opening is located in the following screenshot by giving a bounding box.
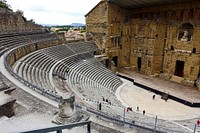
[178,23,194,41]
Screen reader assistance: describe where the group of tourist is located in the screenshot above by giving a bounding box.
[127,94,157,115]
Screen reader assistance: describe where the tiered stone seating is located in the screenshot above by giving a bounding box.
[67,41,99,53]
[14,51,57,93]
[0,74,10,91]
[53,53,93,78]
[67,56,123,100]
[0,36,29,55]
[52,51,123,101]
[0,32,59,56]
[42,45,75,61]
[12,40,123,102]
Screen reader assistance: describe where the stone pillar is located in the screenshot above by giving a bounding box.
[52,92,90,124]
[58,93,76,118]
[53,93,76,124]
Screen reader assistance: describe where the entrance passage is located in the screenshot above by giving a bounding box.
[137,57,142,71]
[105,59,111,69]
[112,56,118,67]
[175,60,184,77]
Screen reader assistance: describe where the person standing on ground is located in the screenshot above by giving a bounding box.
[143,110,145,115]
[99,102,102,111]
[153,95,155,100]
[136,106,139,111]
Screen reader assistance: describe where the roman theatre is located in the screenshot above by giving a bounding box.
[0,0,200,132]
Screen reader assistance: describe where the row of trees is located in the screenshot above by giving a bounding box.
[47,25,86,33]
[53,25,85,29]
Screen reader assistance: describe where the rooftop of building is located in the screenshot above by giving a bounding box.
[108,0,193,9]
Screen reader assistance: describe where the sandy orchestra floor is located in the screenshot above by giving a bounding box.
[118,78,200,121]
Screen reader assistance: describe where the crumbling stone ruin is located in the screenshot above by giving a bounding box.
[0,93,16,118]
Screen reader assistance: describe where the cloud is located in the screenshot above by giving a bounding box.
[6,0,100,25]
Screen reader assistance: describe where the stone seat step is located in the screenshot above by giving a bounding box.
[170,75,184,83]
[0,85,10,92]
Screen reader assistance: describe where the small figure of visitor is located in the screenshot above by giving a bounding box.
[136,106,139,111]
[126,107,129,112]
[106,98,108,102]
[165,98,168,102]
[143,110,145,115]
[126,107,133,112]
[197,120,200,125]
[152,95,155,100]
[102,97,105,101]
[99,102,102,111]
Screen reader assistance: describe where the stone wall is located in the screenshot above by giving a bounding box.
[7,40,61,66]
[86,1,200,87]
[128,19,166,74]
[107,2,130,67]
[85,0,108,51]
[0,8,42,32]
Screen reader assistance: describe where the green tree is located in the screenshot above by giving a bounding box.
[0,0,12,11]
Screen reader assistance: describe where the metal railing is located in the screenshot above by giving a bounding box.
[76,99,197,133]
[2,36,198,133]
[16,121,91,133]
[3,39,62,102]
[76,104,165,133]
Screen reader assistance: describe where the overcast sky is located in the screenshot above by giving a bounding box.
[6,0,100,25]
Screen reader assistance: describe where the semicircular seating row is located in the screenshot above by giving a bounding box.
[0,31,59,56]
[0,31,60,93]
[13,41,123,101]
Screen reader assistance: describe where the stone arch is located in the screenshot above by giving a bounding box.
[178,23,194,41]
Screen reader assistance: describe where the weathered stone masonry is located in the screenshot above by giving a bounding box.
[0,8,42,32]
[86,0,200,88]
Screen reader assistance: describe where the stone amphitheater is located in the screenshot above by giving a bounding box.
[0,2,200,133]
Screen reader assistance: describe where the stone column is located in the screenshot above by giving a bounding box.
[58,93,76,118]
[52,92,90,124]
[53,92,76,124]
